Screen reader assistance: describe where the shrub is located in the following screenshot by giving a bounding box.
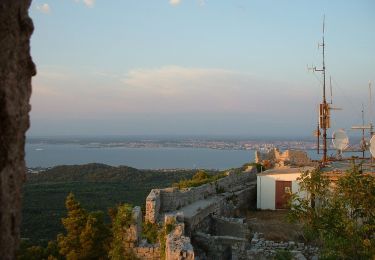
[142,222,159,244]
[289,165,375,259]
[172,170,226,189]
[241,162,265,173]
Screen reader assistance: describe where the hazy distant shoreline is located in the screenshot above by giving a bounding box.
[25,136,367,169]
[26,135,319,150]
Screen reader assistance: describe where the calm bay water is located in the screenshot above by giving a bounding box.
[26,143,357,170]
[25,144,253,170]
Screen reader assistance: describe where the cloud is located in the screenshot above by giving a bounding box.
[32,65,362,136]
[119,66,314,115]
[83,0,95,8]
[198,0,206,6]
[36,3,50,14]
[169,0,181,6]
[74,0,95,8]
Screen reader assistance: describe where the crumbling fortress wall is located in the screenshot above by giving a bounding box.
[140,168,258,259]
[130,162,318,259]
[0,1,36,259]
[119,208,194,259]
[108,168,258,259]
[255,148,312,168]
[145,168,257,225]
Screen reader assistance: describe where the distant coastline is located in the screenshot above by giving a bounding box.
[27,135,320,150]
[25,136,368,169]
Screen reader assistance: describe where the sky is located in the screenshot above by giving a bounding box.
[28,0,375,137]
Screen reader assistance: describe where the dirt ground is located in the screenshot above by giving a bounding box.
[245,210,304,242]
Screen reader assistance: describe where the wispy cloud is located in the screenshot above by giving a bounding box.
[74,0,95,8]
[119,66,312,115]
[198,0,206,6]
[83,0,95,8]
[36,3,50,14]
[30,65,350,135]
[169,0,181,6]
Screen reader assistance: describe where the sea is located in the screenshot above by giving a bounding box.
[25,143,335,170]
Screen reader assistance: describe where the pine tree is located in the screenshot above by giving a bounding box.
[108,204,138,260]
[57,193,110,259]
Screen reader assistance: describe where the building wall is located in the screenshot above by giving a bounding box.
[257,173,303,210]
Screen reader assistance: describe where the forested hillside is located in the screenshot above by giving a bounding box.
[22,163,214,243]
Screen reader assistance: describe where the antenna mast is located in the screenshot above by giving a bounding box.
[330,76,333,104]
[369,81,373,137]
[351,83,374,159]
[361,104,366,158]
[314,16,329,163]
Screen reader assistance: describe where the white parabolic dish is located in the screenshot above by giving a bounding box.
[369,135,375,157]
[332,129,349,151]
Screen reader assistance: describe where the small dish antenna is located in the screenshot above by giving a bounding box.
[332,129,349,152]
[369,135,375,158]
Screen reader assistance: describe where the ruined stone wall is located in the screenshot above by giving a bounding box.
[145,189,160,224]
[183,197,224,235]
[133,245,160,260]
[212,216,250,239]
[0,1,35,258]
[255,148,312,168]
[243,232,319,260]
[166,233,194,260]
[194,231,319,260]
[282,150,312,166]
[145,169,257,223]
[123,207,195,260]
[232,184,257,212]
[191,216,250,259]
[193,232,248,260]
[164,214,195,260]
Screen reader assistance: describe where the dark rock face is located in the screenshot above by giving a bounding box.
[0,0,35,258]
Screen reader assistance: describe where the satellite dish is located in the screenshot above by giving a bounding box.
[369,135,375,158]
[332,129,349,151]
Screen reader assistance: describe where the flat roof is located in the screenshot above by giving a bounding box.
[257,166,314,176]
[257,163,375,178]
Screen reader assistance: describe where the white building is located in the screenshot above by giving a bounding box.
[257,167,313,210]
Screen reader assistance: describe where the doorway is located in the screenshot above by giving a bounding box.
[275,181,292,209]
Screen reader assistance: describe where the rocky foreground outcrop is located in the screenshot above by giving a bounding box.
[0,1,35,259]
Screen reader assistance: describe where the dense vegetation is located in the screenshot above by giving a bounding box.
[172,170,227,189]
[22,163,203,244]
[19,194,145,259]
[171,162,262,189]
[289,165,375,259]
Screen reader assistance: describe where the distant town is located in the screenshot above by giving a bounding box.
[27,136,364,151]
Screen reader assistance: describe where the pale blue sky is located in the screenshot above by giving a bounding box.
[29,0,375,137]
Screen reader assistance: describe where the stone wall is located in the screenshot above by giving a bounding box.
[244,232,319,260]
[122,207,195,260]
[145,189,160,224]
[255,148,312,168]
[133,245,160,260]
[0,1,35,259]
[164,214,195,260]
[121,206,142,250]
[192,216,251,259]
[193,231,319,260]
[120,206,161,259]
[212,216,250,239]
[193,232,248,260]
[145,169,257,223]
